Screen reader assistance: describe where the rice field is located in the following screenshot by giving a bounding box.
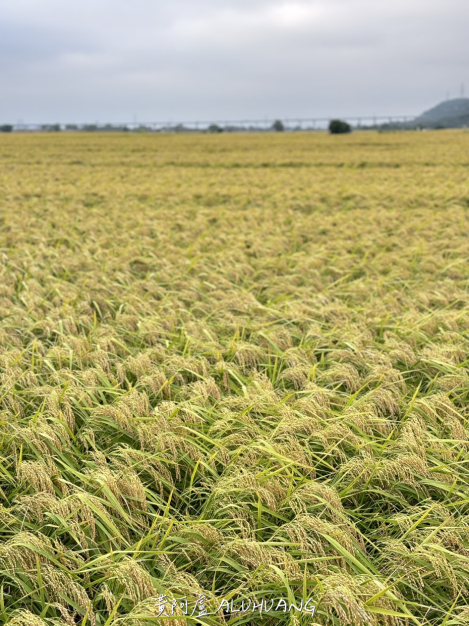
[1,129,469,625]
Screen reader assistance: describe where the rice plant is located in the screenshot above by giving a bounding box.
[0,130,469,624]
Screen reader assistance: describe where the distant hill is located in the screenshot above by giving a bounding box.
[413,98,469,128]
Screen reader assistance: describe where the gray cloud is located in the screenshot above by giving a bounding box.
[0,0,468,122]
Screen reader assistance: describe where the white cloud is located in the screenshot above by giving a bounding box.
[0,0,467,122]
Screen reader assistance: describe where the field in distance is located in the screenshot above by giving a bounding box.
[0,131,469,625]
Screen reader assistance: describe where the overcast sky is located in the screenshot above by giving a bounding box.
[0,0,468,123]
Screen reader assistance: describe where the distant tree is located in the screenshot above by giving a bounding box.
[208,124,223,133]
[0,124,13,133]
[329,119,352,134]
[41,124,61,132]
[272,120,284,132]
